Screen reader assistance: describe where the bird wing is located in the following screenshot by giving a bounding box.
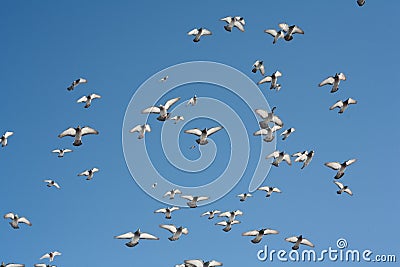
[266,151,280,159]
[53,182,61,189]
[184,260,204,267]
[259,64,265,76]
[154,208,167,213]
[285,236,298,243]
[207,126,223,136]
[58,128,76,138]
[255,109,269,119]
[90,93,102,99]
[334,181,344,189]
[257,76,272,84]
[283,154,292,165]
[34,264,47,267]
[181,195,194,201]
[77,96,88,103]
[201,29,212,35]
[319,77,335,86]
[114,232,135,239]
[18,217,32,225]
[292,152,304,157]
[338,73,346,81]
[346,158,357,166]
[92,168,99,173]
[142,106,161,114]
[218,211,231,218]
[3,131,14,138]
[64,149,73,153]
[325,162,341,170]
[234,210,243,216]
[272,187,282,193]
[159,224,177,233]
[264,229,279,235]
[78,170,89,176]
[215,221,228,226]
[329,100,343,110]
[264,29,278,37]
[139,232,159,240]
[278,23,289,32]
[187,29,199,35]
[253,129,269,136]
[129,125,142,133]
[292,25,304,34]
[300,238,315,247]
[233,20,245,32]
[196,196,209,202]
[184,128,202,136]
[201,211,211,216]
[257,186,271,191]
[40,254,50,260]
[271,115,283,126]
[51,149,61,153]
[164,97,181,110]
[4,212,15,219]
[163,191,172,197]
[220,16,233,23]
[174,189,182,194]
[208,260,223,267]
[81,126,99,136]
[274,71,282,77]
[344,188,353,196]
[347,98,357,105]
[242,230,259,236]
[170,207,180,212]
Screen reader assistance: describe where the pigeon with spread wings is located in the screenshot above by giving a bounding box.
[264,28,285,44]
[67,78,87,91]
[39,251,61,262]
[51,148,73,158]
[242,228,279,243]
[184,126,223,145]
[325,159,357,179]
[159,224,189,241]
[329,98,357,114]
[1,131,14,147]
[258,71,282,91]
[58,126,98,146]
[187,28,212,42]
[4,212,32,229]
[220,16,245,32]
[163,189,182,199]
[334,181,353,196]
[43,180,60,189]
[77,168,99,180]
[184,259,223,267]
[114,229,159,247]
[142,97,181,121]
[285,235,314,250]
[77,93,101,108]
[266,150,291,167]
[181,195,209,208]
[129,124,151,139]
[257,186,282,197]
[154,207,180,219]
[252,60,265,76]
[278,23,304,41]
[319,73,346,93]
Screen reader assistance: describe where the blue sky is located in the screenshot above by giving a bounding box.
[1,0,399,266]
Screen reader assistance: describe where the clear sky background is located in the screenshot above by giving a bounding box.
[1,0,399,266]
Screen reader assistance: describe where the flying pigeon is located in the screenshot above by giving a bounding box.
[151,183,157,189]
[281,128,295,140]
[334,181,353,196]
[325,159,357,179]
[255,107,284,128]
[252,60,265,76]
[163,189,182,199]
[67,78,87,91]
[34,264,56,267]
[237,193,252,202]
[264,29,285,44]
[43,180,60,189]
[181,195,209,208]
[142,97,181,121]
[154,207,180,219]
[129,124,151,139]
[170,116,185,124]
[329,98,357,114]
[278,23,304,41]
[319,73,346,93]
[184,259,223,267]
[187,28,212,42]
[114,229,159,247]
[187,95,197,106]
[3,212,32,229]
[285,235,314,250]
[242,228,279,243]
[266,150,292,166]
[159,224,189,241]
[39,251,61,262]
[184,126,223,145]
[253,125,282,142]
[220,16,245,32]
[215,220,240,232]
[201,210,221,219]
[1,263,25,267]
[258,71,282,91]
[1,131,14,147]
[258,186,282,197]
[357,0,365,6]
[76,93,101,108]
[77,167,99,180]
[218,210,243,222]
[58,126,99,146]
[292,150,314,169]
[51,149,73,158]
[160,76,169,82]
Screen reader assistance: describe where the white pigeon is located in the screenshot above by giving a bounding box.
[163,189,182,199]
[184,259,223,267]
[142,97,181,121]
[159,224,189,241]
[329,98,357,114]
[285,235,314,250]
[242,228,279,243]
[39,251,61,262]
[281,128,295,140]
[1,263,25,267]
[325,159,357,179]
[34,264,56,267]
[181,195,209,208]
[237,193,252,202]
[160,75,169,82]
[266,150,292,167]
[319,73,346,93]
[264,29,285,44]
[1,131,14,147]
[200,210,221,219]
[184,126,223,145]
[58,126,98,146]
[76,93,101,108]
[129,124,151,139]
[67,78,87,91]
[258,71,282,91]
[278,23,304,41]
[187,28,212,42]
[77,167,99,180]
[253,125,282,142]
[154,207,180,219]
[43,180,61,189]
[114,229,159,247]
[252,60,265,76]
[220,16,245,32]
[170,116,185,124]
[357,0,365,6]
[255,107,284,128]
[334,181,353,196]
[51,149,73,158]
[292,150,314,169]
[218,210,243,222]
[215,220,240,232]
[187,95,197,106]
[258,186,282,197]
[3,212,32,229]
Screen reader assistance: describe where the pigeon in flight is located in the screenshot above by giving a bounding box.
[58,126,98,146]
[184,259,223,267]
[325,159,357,179]
[129,124,151,139]
[160,75,169,82]
[285,235,314,250]
[67,78,87,91]
[181,195,209,208]
[281,128,295,140]
[1,263,25,267]
[201,210,221,219]
[258,186,282,197]
[163,189,182,199]
[1,131,14,147]
[215,220,240,232]
[142,97,181,121]
[357,0,365,6]
[292,150,315,169]
[114,229,159,247]
[151,183,157,189]
[154,207,180,219]
[76,93,101,108]
[39,251,61,262]
[252,60,265,76]
[34,264,56,267]
[264,28,285,44]
[187,28,212,42]
[329,98,357,114]
[43,180,60,189]
[253,125,282,142]
[159,224,189,241]
[266,150,292,166]
[258,71,282,91]
[77,167,99,180]
[187,95,197,106]
[255,107,284,128]
[51,149,73,158]
[220,16,245,32]
[184,126,223,145]
[242,228,279,243]
[334,181,353,196]
[237,193,252,202]
[170,116,185,124]
[319,73,346,93]
[3,212,32,229]
[218,210,243,222]
[278,23,304,41]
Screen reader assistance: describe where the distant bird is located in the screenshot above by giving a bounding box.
[253,125,282,142]
[77,93,101,108]
[160,75,169,82]
[242,228,279,243]
[329,98,357,114]
[357,0,365,6]
[292,150,314,169]
[114,229,159,247]
[163,189,182,199]
[129,124,151,139]
[215,220,240,232]
[151,183,157,189]
[154,207,180,219]
[184,126,223,145]
[51,149,73,158]
[1,263,25,267]
[281,128,295,140]
[43,180,60,189]
[319,73,346,93]
[58,126,99,146]
[1,131,14,147]
[334,181,353,196]
[264,29,285,44]
[285,235,314,250]
[3,212,32,229]
[184,259,223,267]
[189,145,196,149]
[258,186,282,197]
[255,107,284,128]
[181,195,209,208]
[142,97,181,121]
[187,95,197,106]
[325,159,357,179]
[34,264,56,267]
[278,23,304,41]
[170,116,185,124]
[187,28,212,42]
[77,167,99,180]
[220,16,245,32]
[258,71,282,91]
[252,60,265,76]
[237,193,252,202]
[39,251,61,262]
[201,210,221,219]
[218,210,243,222]
[159,224,189,241]
[266,150,292,166]
[67,78,87,91]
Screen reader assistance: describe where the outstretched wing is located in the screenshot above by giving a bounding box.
[329,100,344,110]
[207,126,223,136]
[142,106,161,114]
[129,125,142,133]
[319,77,335,87]
[184,128,202,136]
[258,76,272,85]
[264,29,278,37]
[114,232,135,239]
[255,109,269,119]
[58,128,76,138]
[325,162,341,170]
[81,126,99,136]
[164,97,181,110]
[159,224,178,234]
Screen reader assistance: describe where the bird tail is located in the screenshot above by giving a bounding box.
[73,140,82,146]
[252,68,257,73]
[337,190,342,194]
[224,25,232,32]
[67,86,74,91]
